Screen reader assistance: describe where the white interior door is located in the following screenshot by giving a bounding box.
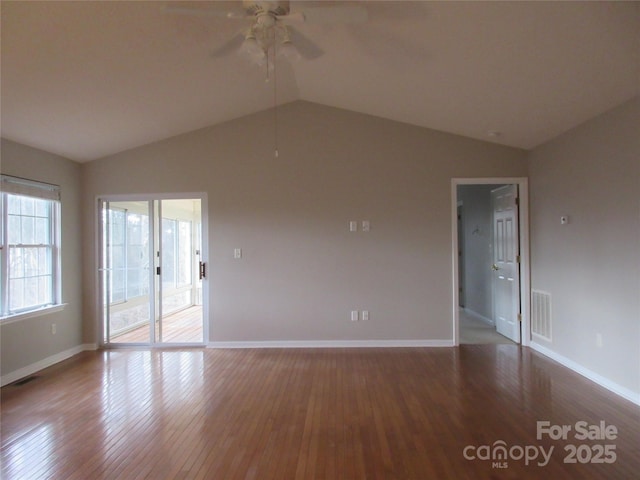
[491,185,521,343]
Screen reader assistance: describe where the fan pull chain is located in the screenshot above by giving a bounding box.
[264,51,270,83]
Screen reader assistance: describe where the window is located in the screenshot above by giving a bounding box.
[161,217,193,313]
[161,218,192,291]
[102,207,150,304]
[1,175,61,319]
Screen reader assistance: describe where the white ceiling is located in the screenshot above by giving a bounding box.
[1,1,638,162]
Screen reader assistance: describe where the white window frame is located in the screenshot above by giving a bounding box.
[1,175,63,323]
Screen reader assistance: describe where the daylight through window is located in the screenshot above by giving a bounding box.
[1,175,61,319]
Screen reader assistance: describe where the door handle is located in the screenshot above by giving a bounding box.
[491,264,500,271]
[199,261,206,280]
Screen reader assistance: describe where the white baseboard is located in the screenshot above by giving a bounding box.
[463,308,494,325]
[1,343,97,387]
[208,339,454,349]
[530,342,640,406]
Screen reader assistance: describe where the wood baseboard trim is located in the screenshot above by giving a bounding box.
[1,343,97,387]
[530,342,640,406]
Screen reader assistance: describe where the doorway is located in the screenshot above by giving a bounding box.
[451,178,530,346]
[98,195,207,346]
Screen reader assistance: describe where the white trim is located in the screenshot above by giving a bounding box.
[530,342,640,406]
[1,193,62,318]
[451,177,531,348]
[95,197,103,346]
[207,340,454,349]
[0,303,67,325]
[102,342,204,349]
[0,343,96,387]
[463,308,494,326]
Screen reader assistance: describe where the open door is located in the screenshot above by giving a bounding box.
[491,185,521,343]
[99,197,205,346]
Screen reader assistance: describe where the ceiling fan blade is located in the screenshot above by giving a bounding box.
[162,5,247,20]
[296,5,369,25]
[288,27,324,60]
[276,12,306,25]
[210,32,245,58]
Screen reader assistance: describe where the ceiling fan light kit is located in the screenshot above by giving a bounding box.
[165,0,369,155]
[240,31,265,61]
[166,1,368,69]
[241,23,300,68]
[279,42,300,62]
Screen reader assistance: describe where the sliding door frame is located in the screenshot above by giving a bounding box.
[96,192,208,348]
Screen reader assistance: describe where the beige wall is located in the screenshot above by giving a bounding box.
[528,96,640,396]
[0,139,83,376]
[81,101,528,345]
[3,98,635,402]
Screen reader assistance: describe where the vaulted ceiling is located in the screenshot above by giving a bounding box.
[1,1,638,162]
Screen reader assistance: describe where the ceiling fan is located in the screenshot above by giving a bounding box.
[164,1,369,64]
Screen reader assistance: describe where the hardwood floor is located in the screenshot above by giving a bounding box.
[111,306,203,344]
[1,346,639,479]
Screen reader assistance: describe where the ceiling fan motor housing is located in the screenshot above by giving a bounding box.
[243,1,290,17]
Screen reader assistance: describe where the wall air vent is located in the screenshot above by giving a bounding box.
[531,290,552,341]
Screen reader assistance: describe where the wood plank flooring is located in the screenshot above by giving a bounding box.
[111,306,203,344]
[1,346,639,479]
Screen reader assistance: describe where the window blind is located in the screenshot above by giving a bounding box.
[1,175,61,201]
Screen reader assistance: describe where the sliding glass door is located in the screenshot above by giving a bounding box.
[101,200,152,343]
[99,197,205,346]
[156,199,203,343]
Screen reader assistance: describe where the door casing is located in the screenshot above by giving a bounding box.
[451,178,530,347]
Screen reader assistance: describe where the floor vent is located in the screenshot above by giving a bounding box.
[12,376,38,387]
[531,290,552,341]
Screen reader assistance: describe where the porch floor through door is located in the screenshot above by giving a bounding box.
[111,305,203,343]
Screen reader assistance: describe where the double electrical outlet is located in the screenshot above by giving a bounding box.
[351,310,369,322]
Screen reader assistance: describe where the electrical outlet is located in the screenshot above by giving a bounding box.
[51,324,57,335]
[351,310,359,322]
[361,310,369,321]
[234,248,242,259]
